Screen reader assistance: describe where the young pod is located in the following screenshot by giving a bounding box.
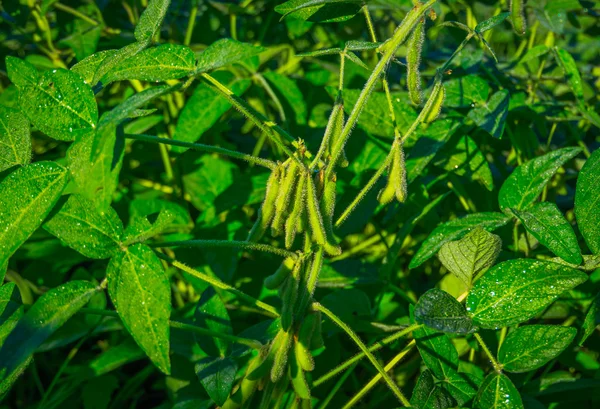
[285,172,307,249]
[264,256,295,290]
[271,160,299,237]
[247,165,283,242]
[420,75,445,124]
[295,334,315,372]
[407,18,425,105]
[306,172,341,256]
[295,248,324,322]
[309,311,324,350]
[247,333,283,381]
[289,342,311,400]
[320,174,340,254]
[331,104,349,168]
[221,351,266,409]
[280,261,302,331]
[511,0,526,36]
[270,329,293,382]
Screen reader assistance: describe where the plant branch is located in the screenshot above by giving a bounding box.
[474,332,503,372]
[150,240,296,259]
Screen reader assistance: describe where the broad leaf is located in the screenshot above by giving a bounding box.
[475,12,510,33]
[553,47,584,103]
[467,90,509,138]
[135,0,170,43]
[513,202,582,265]
[0,281,98,377]
[498,147,581,213]
[0,105,31,172]
[436,135,494,191]
[466,259,587,329]
[5,56,38,88]
[101,44,195,85]
[413,324,459,380]
[444,75,490,108]
[580,291,600,346]
[0,162,68,267]
[194,288,232,357]
[498,325,576,373]
[19,68,98,141]
[124,209,177,244]
[0,283,23,344]
[195,356,237,406]
[93,43,148,87]
[575,148,600,254]
[107,244,171,374]
[44,194,124,259]
[195,38,266,74]
[275,0,364,23]
[474,372,523,409]
[415,289,475,334]
[71,49,117,85]
[411,369,454,409]
[410,212,510,269]
[438,227,501,288]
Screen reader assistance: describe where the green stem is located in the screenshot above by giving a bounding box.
[124,133,277,169]
[157,255,280,317]
[313,323,421,386]
[150,239,296,259]
[254,72,286,122]
[318,362,358,409]
[184,2,199,46]
[54,2,100,26]
[313,302,412,406]
[342,340,416,409]
[474,333,503,372]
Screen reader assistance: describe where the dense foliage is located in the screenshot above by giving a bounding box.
[0,0,599,408]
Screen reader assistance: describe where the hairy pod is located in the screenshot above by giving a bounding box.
[271,160,299,237]
[264,256,295,290]
[511,0,526,36]
[421,75,445,124]
[407,18,425,105]
[281,260,302,331]
[221,351,266,409]
[270,329,293,383]
[295,248,324,322]
[289,341,311,400]
[332,104,349,168]
[305,173,327,247]
[285,172,307,249]
[295,334,315,372]
[247,165,283,242]
[321,174,341,255]
[309,311,324,350]
[247,332,284,381]
[378,141,407,204]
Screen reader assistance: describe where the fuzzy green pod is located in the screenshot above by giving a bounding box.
[285,172,307,249]
[421,75,445,124]
[511,0,526,36]
[221,351,265,409]
[378,141,407,205]
[264,256,295,290]
[289,342,311,400]
[332,103,349,168]
[247,165,283,242]
[247,332,284,381]
[295,334,315,372]
[295,249,324,321]
[270,329,293,382]
[305,173,327,247]
[309,311,324,350]
[271,160,299,237]
[320,174,341,254]
[280,261,302,331]
[407,18,425,105]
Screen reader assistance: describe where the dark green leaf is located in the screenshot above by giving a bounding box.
[474,372,523,409]
[194,288,232,357]
[466,259,587,329]
[575,148,600,254]
[475,12,510,33]
[44,194,124,259]
[436,134,494,191]
[553,47,585,103]
[0,105,31,172]
[498,147,581,213]
[275,0,364,23]
[513,202,582,265]
[0,162,68,267]
[413,324,459,380]
[195,356,237,406]
[438,227,502,288]
[411,369,455,409]
[415,289,475,334]
[107,244,171,374]
[0,283,23,344]
[5,57,39,88]
[443,75,490,108]
[0,281,98,377]
[71,50,117,85]
[498,325,577,373]
[467,90,509,138]
[134,0,170,43]
[124,208,176,244]
[195,39,266,74]
[579,291,600,346]
[410,212,510,269]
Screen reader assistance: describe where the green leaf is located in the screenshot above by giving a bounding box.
[467,90,509,138]
[553,47,585,103]
[474,372,523,409]
[57,4,103,61]
[0,283,23,344]
[124,209,176,244]
[101,44,195,85]
[498,147,581,213]
[129,199,193,233]
[580,291,600,346]
[173,72,251,153]
[415,289,475,334]
[498,325,577,373]
[436,134,494,191]
[5,57,39,88]
[411,369,455,409]
[513,202,582,265]
[134,0,171,43]
[107,244,171,374]
[93,43,148,87]
[195,356,237,406]
[438,227,502,288]
[475,12,510,33]
[194,288,232,357]
[275,0,364,23]
[518,45,550,65]
[575,148,600,255]
[466,259,587,329]
[443,75,490,108]
[410,212,510,269]
[195,39,266,74]
[0,105,31,172]
[71,50,117,85]
[0,162,68,268]
[0,281,98,377]
[443,371,481,406]
[19,68,98,141]
[43,194,124,259]
[263,71,308,128]
[413,324,459,380]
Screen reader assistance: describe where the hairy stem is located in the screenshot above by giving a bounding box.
[150,239,297,259]
[474,333,503,372]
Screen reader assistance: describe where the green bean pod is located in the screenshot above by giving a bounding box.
[247,330,286,381]
[295,248,324,322]
[221,351,266,409]
[332,103,349,167]
[271,160,299,237]
[392,141,407,203]
[511,0,526,36]
[264,256,295,290]
[285,172,307,249]
[281,260,302,331]
[247,164,283,242]
[305,173,327,247]
[295,332,315,372]
[407,18,425,105]
[420,75,445,124]
[321,173,340,253]
[271,329,293,382]
[289,341,311,400]
[309,311,324,350]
